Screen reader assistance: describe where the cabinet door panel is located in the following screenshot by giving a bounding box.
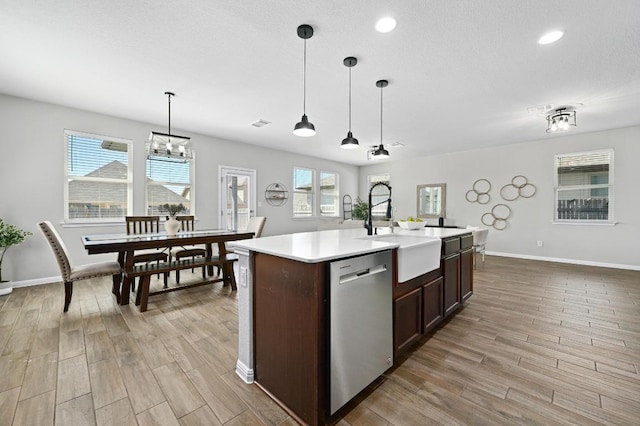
[394,287,422,356]
[460,248,473,303]
[443,253,460,317]
[423,277,443,332]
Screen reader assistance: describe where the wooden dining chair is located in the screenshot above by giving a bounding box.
[170,215,206,284]
[125,216,168,288]
[39,221,122,312]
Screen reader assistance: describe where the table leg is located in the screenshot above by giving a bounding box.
[206,243,214,276]
[120,250,134,305]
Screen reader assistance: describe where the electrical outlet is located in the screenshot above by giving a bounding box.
[537,240,544,247]
[240,267,247,287]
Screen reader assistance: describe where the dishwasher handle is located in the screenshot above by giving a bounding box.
[339,264,388,284]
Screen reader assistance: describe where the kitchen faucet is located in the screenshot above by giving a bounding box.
[366,182,392,235]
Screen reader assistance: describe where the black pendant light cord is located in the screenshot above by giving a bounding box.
[348,65,352,131]
[380,84,383,145]
[167,93,172,134]
[302,38,307,114]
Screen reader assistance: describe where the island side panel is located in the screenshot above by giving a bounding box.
[254,252,327,426]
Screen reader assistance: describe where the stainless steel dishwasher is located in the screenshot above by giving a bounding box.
[329,250,393,414]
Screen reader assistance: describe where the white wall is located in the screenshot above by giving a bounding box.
[360,126,640,269]
[0,94,359,282]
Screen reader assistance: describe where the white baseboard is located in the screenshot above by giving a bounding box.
[486,251,640,271]
[0,276,60,289]
[235,360,254,384]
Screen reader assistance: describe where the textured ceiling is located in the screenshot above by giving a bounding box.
[1,0,639,165]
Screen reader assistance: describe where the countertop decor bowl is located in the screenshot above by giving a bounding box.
[397,220,424,230]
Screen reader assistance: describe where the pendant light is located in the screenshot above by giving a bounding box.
[371,80,390,160]
[147,91,192,161]
[293,24,316,137]
[341,57,359,149]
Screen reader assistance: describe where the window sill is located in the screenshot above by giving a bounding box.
[552,220,617,226]
[61,221,124,228]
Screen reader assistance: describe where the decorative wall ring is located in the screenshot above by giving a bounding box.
[493,218,507,230]
[466,179,491,204]
[511,175,528,188]
[473,179,491,193]
[519,183,537,198]
[500,175,537,201]
[481,213,494,227]
[491,203,511,220]
[477,193,490,204]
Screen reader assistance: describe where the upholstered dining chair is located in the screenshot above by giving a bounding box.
[125,216,169,288]
[245,216,267,239]
[39,221,122,312]
[468,227,489,269]
[170,215,206,284]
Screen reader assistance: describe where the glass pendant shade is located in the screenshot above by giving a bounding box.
[293,113,316,137]
[546,107,577,133]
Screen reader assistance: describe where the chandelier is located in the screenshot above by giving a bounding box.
[546,107,577,133]
[147,91,192,161]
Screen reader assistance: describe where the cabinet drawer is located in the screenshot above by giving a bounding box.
[442,237,460,256]
[460,234,473,250]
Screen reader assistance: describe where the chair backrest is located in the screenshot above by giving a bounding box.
[126,216,161,235]
[245,216,266,238]
[175,215,196,232]
[472,228,489,247]
[39,221,72,281]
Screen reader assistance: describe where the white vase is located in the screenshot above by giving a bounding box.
[164,216,180,236]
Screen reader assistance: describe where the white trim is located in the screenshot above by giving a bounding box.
[486,251,640,271]
[0,276,60,289]
[235,360,255,384]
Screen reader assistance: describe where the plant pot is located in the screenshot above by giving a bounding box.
[164,216,181,236]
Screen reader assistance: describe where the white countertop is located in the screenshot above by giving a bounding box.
[232,226,471,263]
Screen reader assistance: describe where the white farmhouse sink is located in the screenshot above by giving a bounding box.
[358,234,442,283]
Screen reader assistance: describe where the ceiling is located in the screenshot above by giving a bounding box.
[2,0,639,166]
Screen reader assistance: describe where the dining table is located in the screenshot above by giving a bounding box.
[82,229,255,305]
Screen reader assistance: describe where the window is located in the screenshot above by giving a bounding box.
[293,167,341,218]
[319,171,339,217]
[554,150,613,223]
[64,130,132,222]
[368,173,391,217]
[293,167,315,217]
[146,155,193,216]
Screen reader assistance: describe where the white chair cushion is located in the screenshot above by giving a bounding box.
[70,261,121,281]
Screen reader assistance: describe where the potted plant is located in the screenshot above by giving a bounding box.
[351,197,369,221]
[159,203,186,235]
[0,218,32,296]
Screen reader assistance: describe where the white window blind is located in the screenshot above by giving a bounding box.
[64,130,132,221]
[554,150,613,222]
[293,167,314,217]
[146,156,193,216]
[319,171,339,217]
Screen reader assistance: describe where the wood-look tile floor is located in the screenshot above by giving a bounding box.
[1,256,639,425]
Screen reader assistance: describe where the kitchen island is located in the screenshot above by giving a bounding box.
[232,227,472,425]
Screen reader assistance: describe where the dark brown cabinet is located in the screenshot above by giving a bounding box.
[443,253,460,317]
[460,247,474,303]
[423,277,443,332]
[393,287,422,354]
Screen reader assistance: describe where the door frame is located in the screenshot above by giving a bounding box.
[218,165,257,230]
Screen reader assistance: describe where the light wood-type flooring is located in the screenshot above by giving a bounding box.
[0,256,639,425]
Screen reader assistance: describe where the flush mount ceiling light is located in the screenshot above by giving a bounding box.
[147,91,192,161]
[538,30,564,45]
[546,106,577,133]
[293,24,316,137]
[370,79,390,160]
[375,17,397,33]
[341,57,359,149]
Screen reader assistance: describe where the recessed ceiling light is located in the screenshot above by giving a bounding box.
[538,30,564,45]
[375,17,396,33]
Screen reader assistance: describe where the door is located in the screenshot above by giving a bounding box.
[218,166,256,231]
